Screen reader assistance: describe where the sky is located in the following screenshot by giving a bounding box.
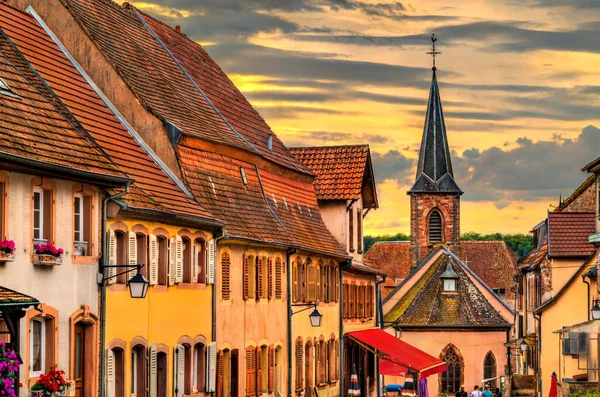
[130,0,600,236]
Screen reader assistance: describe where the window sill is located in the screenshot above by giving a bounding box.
[178,283,207,291]
[72,255,95,265]
[109,284,127,292]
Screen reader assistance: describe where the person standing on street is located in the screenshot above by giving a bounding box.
[456,385,468,397]
[482,385,493,397]
[471,385,482,397]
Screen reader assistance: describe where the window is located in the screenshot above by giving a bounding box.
[193,343,206,393]
[222,252,231,300]
[108,348,125,397]
[292,257,302,303]
[218,349,233,397]
[305,339,314,391]
[358,285,364,318]
[33,186,52,243]
[328,336,337,383]
[484,352,496,388]
[0,78,10,92]
[357,208,363,253]
[257,255,269,299]
[246,347,256,397]
[131,345,146,397]
[429,210,443,243]
[260,345,268,393]
[157,351,168,397]
[73,193,92,256]
[316,338,326,386]
[349,208,354,252]
[306,259,316,302]
[157,236,168,286]
[440,346,463,394]
[244,254,257,300]
[343,284,349,319]
[194,239,206,283]
[0,178,5,239]
[115,231,127,284]
[30,318,45,376]
[349,284,355,318]
[295,338,303,390]
[275,257,282,299]
[183,237,192,283]
[136,234,147,278]
[267,257,273,300]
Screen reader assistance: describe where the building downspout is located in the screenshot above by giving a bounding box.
[534,311,542,397]
[287,248,297,397]
[213,229,229,342]
[582,275,591,321]
[99,182,130,397]
[340,261,347,397]
[376,276,386,397]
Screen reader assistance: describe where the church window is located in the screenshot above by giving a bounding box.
[440,345,463,394]
[484,352,497,388]
[429,210,443,243]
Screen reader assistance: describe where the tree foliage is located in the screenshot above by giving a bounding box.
[363,231,533,257]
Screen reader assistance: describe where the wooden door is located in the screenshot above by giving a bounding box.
[74,324,85,397]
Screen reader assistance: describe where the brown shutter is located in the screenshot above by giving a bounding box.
[357,208,362,253]
[349,208,354,252]
[275,258,282,299]
[343,284,348,319]
[217,350,223,397]
[257,257,263,299]
[83,195,91,244]
[243,254,249,300]
[246,347,255,397]
[315,341,320,385]
[335,339,340,380]
[292,261,298,303]
[222,253,231,300]
[256,347,262,394]
[268,257,273,300]
[43,189,52,241]
[316,262,321,302]
[268,345,274,393]
[295,341,303,390]
[307,261,316,302]
[335,266,340,302]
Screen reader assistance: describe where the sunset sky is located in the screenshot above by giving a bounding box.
[130,0,600,236]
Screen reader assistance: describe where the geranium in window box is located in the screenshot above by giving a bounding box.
[0,239,15,262]
[0,342,21,397]
[32,242,64,266]
[30,366,71,397]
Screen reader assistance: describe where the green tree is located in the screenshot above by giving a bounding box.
[363,233,410,253]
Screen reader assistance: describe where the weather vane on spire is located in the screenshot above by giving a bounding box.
[427,34,441,71]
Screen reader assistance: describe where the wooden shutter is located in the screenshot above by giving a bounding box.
[256,347,262,394]
[175,235,183,283]
[149,344,157,397]
[149,234,158,285]
[268,257,273,300]
[106,349,115,397]
[295,341,303,390]
[335,266,340,302]
[127,231,137,280]
[324,266,330,303]
[292,261,298,303]
[207,342,217,393]
[343,284,348,319]
[335,339,340,380]
[307,261,316,302]
[246,347,255,397]
[257,257,263,299]
[315,341,321,385]
[207,239,215,284]
[174,344,185,397]
[107,230,117,284]
[349,208,354,251]
[275,257,282,299]
[243,254,249,300]
[222,252,231,300]
[357,208,363,252]
[316,262,321,301]
[217,351,224,397]
[169,237,177,286]
[268,345,274,393]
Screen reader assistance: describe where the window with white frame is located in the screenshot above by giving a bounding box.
[73,193,92,256]
[193,343,206,392]
[30,318,45,376]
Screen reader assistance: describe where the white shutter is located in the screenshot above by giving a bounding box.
[128,231,137,280]
[149,234,158,285]
[106,349,115,397]
[107,230,117,284]
[175,235,183,283]
[169,237,177,286]
[149,344,157,397]
[206,239,215,284]
[174,344,185,397]
[206,341,217,392]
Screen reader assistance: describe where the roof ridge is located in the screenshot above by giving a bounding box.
[554,174,596,212]
[289,144,370,150]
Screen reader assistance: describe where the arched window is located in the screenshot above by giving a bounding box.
[305,339,314,393]
[440,345,463,394]
[131,344,146,397]
[429,210,443,243]
[484,352,497,388]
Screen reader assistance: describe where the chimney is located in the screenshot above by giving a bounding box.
[175,26,181,33]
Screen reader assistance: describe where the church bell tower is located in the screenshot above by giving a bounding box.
[408,35,463,269]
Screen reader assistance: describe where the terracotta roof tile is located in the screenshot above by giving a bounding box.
[554,175,596,212]
[0,4,215,222]
[138,11,310,175]
[289,145,375,203]
[60,0,254,153]
[547,212,595,257]
[457,241,516,291]
[0,285,39,306]
[518,241,548,269]
[364,241,411,283]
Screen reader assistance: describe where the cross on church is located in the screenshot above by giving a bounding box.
[426,33,441,71]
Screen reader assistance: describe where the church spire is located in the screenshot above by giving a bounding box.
[409,35,462,195]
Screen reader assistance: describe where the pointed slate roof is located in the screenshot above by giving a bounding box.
[385,250,510,328]
[409,70,462,194]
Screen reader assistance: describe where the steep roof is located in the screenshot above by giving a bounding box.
[554,175,596,212]
[60,0,255,154]
[364,241,411,282]
[385,251,510,328]
[409,70,461,194]
[0,11,124,184]
[517,240,548,270]
[0,4,218,224]
[136,9,310,176]
[457,241,516,291]
[288,145,378,208]
[547,212,595,257]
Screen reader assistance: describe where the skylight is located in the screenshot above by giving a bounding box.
[0,78,11,92]
[240,167,248,185]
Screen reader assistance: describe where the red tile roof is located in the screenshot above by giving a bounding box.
[547,212,596,257]
[0,10,123,182]
[289,145,378,206]
[60,0,254,153]
[137,10,310,176]
[554,175,596,212]
[0,4,216,223]
[518,240,548,269]
[364,241,411,283]
[0,286,39,306]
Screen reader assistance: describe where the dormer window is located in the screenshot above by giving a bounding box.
[441,256,458,292]
[267,134,273,152]
[0,78,10,92]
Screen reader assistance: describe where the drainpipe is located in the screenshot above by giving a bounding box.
[582,274,591,321]
[213,228,229,342]
[287,248,297,397]
[99,182,130,397]
[533,311,542,397]
[376,276,386,397]
[340,261,346,397]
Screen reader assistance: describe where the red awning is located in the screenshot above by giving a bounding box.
[346,329,446,378]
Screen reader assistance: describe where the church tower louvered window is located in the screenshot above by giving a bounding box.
[429,210,442,243]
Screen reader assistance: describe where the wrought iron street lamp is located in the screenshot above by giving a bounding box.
[291,302,322,327]
[520,339,528,353]
[592,298,600,320]
[99,264,149,299]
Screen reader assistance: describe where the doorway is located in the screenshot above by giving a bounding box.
[74,324,85,397]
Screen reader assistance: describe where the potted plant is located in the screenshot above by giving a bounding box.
[0,239,15,262]
[0,342,21,397]
[32,242,64,266]
[30,366,70,397]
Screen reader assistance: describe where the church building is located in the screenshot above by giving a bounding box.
[372,46,516,396]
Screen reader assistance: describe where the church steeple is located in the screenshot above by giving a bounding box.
[409,41,462,194]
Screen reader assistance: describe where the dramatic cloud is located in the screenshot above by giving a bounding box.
[371,150,415,185]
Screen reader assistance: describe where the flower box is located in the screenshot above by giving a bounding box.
[0,251,14,263]
[32,254,63,266]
